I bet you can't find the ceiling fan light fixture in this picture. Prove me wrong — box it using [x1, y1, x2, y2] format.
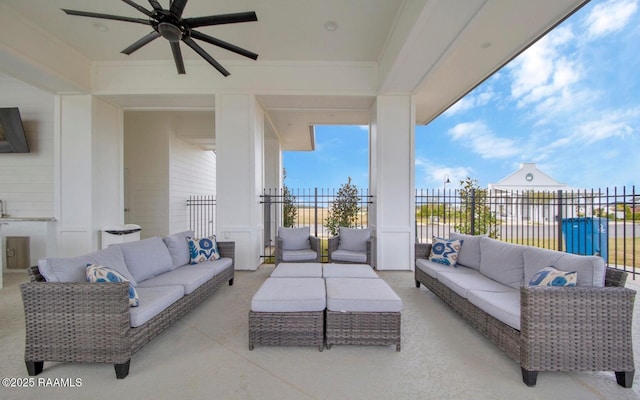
[158, 22, 183, 42]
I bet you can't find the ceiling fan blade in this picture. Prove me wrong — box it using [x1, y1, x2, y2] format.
[170, 0, 189, 18]
[184, 11, 257, 28]
[121, 31, 161, 55]
[147, 0, 163, 11]
[191, 30, 258, 60]
[121, 0, 153, 17]
[62, 9, 151, 26]
[170, 41, 186, 74]
[182, 37, 230, 77]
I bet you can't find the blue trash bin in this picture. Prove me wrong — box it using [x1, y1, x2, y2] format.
[561, 217, 608, 260]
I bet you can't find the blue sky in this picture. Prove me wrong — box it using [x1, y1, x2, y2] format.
[284, 0, 640, 191]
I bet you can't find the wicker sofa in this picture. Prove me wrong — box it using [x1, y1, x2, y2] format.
[415, 232, 635, 388]
[20, 231, 234, 379]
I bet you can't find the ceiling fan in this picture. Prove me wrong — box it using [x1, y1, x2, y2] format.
[62, 0, 258, 76]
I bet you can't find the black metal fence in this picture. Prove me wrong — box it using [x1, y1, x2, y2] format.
[260, 188, 373, 262]
[416, 187, 639, 278]
[186, 195, 216, 238]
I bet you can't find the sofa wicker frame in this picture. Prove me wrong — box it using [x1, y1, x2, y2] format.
[414, 243, 635, 388]
[21, 241, 235, 379]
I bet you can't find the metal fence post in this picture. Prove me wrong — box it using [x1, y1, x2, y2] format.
[556, 190, 564, 251]
[470, 188, 476, 235]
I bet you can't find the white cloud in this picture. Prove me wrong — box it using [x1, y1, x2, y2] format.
[572, 107, 639, 143]
[448, 121, 520, 159]
[445, 87, 496, 117]
[415, 158, 473, 188]
[586, 0, 638, 38]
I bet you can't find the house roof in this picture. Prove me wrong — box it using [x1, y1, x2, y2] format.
[488, 163, 575, 192]
[0, 0, 589, 150]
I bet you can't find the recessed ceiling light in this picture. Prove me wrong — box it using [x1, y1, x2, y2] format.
[92, 22, 109, 32]
[481, 42, 492, 49]
[324, 21, 338, 32]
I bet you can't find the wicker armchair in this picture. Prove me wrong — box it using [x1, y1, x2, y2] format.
[327, 228, 374, 267]
[415, 242, 635, 388]
[274, 227, 320, 265]
[21, 241, 235, 379]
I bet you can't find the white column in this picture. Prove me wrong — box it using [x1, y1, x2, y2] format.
[215, 94, 264, 270]
[56, 95, 123, 256]
[370, 95, 415, 270]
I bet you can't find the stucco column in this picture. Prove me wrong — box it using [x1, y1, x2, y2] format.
[369, 95, 415, 270]
[215, 94, 264, 270]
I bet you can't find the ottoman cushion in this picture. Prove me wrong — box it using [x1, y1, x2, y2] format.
[271, 262, 323, 278]
[325, 278, 402, 312]
[251, 278, 326, 312]
[323, 263, 378, 278]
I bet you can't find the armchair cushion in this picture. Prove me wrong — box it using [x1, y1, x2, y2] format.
[278, 227, 311, 250]
[337, 227, 370, 252]
[330, 249, 367, 264]
[282, 249, 318, 262]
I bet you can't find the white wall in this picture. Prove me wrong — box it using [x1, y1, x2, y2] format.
[169, 113, 216, 234]
[125, 111, 216, 238]
[0, 74, 55, 282]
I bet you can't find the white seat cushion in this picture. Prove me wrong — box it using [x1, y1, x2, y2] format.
[331, 249, 367, 263]
[325, 278, 402, 312]
[467, 289, 521, 330]
[323, 263, 377, 278]
[136, 264, 216, 294]
[130, 285, 184, 327]
[437, 270, 514, 299]
[271, 262, 323, 278]
[251, 278, 326, 312]
[416, 258, 477, 279]
[282, 249, 317, 262]
[188, 257, 233, 276]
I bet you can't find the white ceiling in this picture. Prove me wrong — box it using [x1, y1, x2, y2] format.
[0, 0, 589, 150]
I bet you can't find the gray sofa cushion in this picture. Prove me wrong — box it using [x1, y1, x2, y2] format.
[136, 264, 216, 294]
[479, 237, 525, 289]
[116, 237, 174, 283]
[337, 227, 370, 252]
[162, 230, 194, 269]
[467, 289, 521, 330]
[416, 258, 477, 279]
[129, 285, 184, 327]
[325, 277, 402, 312]
[188, 257, 233, 276]
[331, 249, 367, 263]
[449, 232, 483, 270]
[251, 278, 326, 312]
[282, 249, 317, 262]
[38, 245, 136, 285]
[523, 247, 605, 287]
[437, 270, 514, 298]
[278, 227, 311, 250]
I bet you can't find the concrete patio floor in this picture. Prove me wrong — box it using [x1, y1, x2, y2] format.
[1, 265, 639, 400]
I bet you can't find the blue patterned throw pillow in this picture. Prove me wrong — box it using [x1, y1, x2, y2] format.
[529, 266, 577, 287]
[86, 264, 139, 307]
[429, 237, 463, 267]
[188, 235, 221, 264]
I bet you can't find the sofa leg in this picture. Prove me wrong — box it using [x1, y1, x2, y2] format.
[521, 368, 538, 387]
[114, 360, 130, 379]
[615, 371, 634, 388]
[415, 280, 420, 288]
[25, 361, 43, 376]
[228, 278, 234, 286]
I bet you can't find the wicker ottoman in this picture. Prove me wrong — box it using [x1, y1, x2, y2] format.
[249, 277, 326, 351]
[322, 263, 378, 278]
[325, 278, 402, 351]
[271, 262, 323, 278]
